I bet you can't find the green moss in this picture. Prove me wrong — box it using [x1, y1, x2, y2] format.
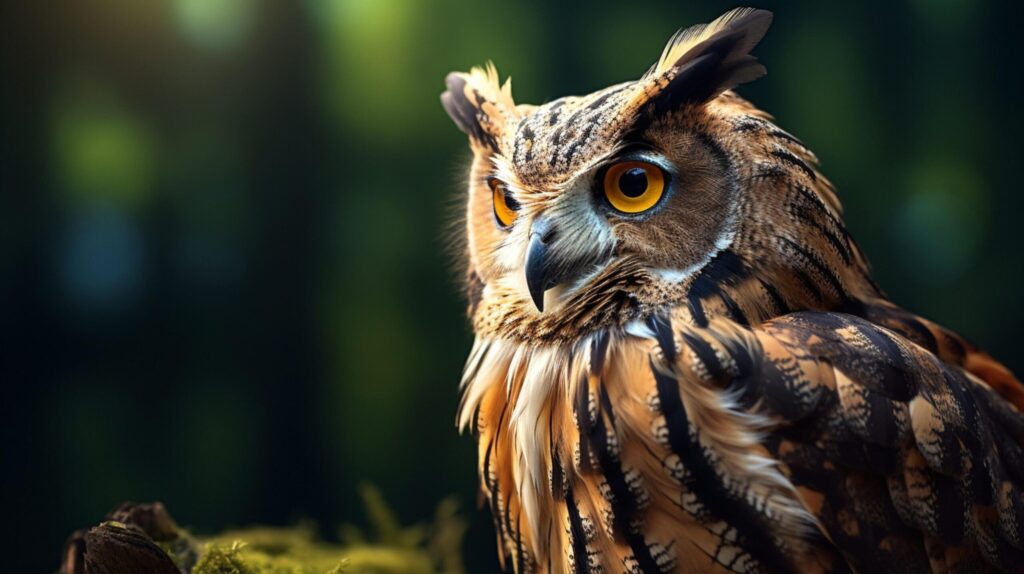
[190, 485, 464, 574]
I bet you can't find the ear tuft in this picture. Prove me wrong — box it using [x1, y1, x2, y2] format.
[637, 8, 772, 117]
[440, 63, 516, 150]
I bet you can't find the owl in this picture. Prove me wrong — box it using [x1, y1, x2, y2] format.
[441, 8, 1024, 574]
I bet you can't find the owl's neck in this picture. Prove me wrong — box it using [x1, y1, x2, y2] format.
[465, 239, 881, 347]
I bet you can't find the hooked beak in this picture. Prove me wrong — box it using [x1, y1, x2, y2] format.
[525, 226, 555, 312]
[524, 216, 609, 312]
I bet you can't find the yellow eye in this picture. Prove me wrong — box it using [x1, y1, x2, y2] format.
[603, 161, 666, 214]
[490, 178, 519, 228]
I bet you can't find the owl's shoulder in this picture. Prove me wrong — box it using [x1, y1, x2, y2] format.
[642, 303, 1024, 571]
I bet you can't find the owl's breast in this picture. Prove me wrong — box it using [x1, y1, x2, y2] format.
[459, 321, 835, 574]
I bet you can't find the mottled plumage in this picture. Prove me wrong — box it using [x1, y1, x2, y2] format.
[441, 8, 1024, 573]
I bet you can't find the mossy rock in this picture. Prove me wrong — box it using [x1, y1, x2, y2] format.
[60, 486, 466, 574]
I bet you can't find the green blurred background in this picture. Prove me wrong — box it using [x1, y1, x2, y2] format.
[2, 0, 1022, 571]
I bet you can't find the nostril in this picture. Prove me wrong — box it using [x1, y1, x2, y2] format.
[530, 217, 557, 245]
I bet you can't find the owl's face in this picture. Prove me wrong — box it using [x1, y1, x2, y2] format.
[442, 9, 853, 342]
[464, 99, 738, 310]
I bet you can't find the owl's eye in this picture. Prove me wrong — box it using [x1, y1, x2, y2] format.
[602, 161, 666, 214]
[489, 178, 520, 229]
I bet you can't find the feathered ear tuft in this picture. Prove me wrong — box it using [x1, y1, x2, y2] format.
[636, 8, 772, 119]
[441, 63, 516, 151]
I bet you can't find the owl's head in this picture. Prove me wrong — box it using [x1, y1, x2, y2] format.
[442, 8, 877, 343]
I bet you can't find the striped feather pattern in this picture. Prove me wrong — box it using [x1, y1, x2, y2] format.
[460, 308, 1024, 573]
[443, 7, 1024, 573]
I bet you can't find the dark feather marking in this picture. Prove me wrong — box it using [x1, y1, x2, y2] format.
[482, 441, 506, 543]
[794, 206, 852, 266]
[767, 128, 807, 149]
[501, 489, 516, 566]
[490, 397, 517, 565]
[646, 314, 677, 363]
[731, 116, 772, 132]
[555, 91, 616, 165]
[590, 331, 611, 377]
[688, 294, 709, 328]
[575, 373, 595, 473]
[898, 317, 939, 354]
[645, 53, 720, 118]
[800, 313, 917, 401]
[441, 75, 500, 150]
[648, 358, 793, 571]
[564, 482, 592, 574]
[778, 237, 845, 300]
[517, 123, 536, 162]
[585, 90, 615, 111]
[546, 99, 566, 126]
[768, 312, 1024, 568]
[681, 332, 728, 385]
[639, 10, 771, 124]
[987, 413, 1024, 485]
[771, 148, 816, 180]
[756, 352, 826, 422]
[849, 322, 917, 401]
[790, 185, 853, 264]
[792, 268, 823, 303]
[686, 250, 750, 327]
[793, 184, 851, 241]
[492, 393, 511, 446]
[587, 385, 661, 572]
[598, 380, 618, 426]
[853, 302, 939, 355]
[733, 117, 808, 149]
[695, 130, 734, 177]
[718, 288, 749, 325]
[758, 277, 789, 315]
[562, 121, 598, 164]
[548, 125, 567, 167]
[515, 509, 526, 574]
[691, 250, 750, 288]
[696, 328, 764, 408]
[752, 162, 786, 179]
[551, 442, 565, 492]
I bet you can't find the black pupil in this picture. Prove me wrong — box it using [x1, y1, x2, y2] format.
[503, 190, 520, 211]
[618, 168, 648, 198]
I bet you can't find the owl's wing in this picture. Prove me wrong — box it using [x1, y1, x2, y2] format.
[643, 309, 1024, 572]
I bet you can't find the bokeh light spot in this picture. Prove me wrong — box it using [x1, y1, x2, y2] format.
[174, 0, 254, 52]
[58, 204, 145, 311]
[310, 0, 419, 141]
[51, 82, 157, 208]
[895, 160, 988, 280]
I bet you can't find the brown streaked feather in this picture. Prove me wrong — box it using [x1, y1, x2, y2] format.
[748, 312, 1024, 572]
[441, 64, 517, 151]
[460, 307, 1023, 572]
[648, 9, 771, 80]
[444, 7, 1024, 573]
[636, 8, 772, 117]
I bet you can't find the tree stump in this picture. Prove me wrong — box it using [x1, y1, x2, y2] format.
[60, 502, 198, 574]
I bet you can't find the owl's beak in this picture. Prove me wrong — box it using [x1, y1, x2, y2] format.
[525, 227, 555, 312]
[525, 216, 600, 313]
